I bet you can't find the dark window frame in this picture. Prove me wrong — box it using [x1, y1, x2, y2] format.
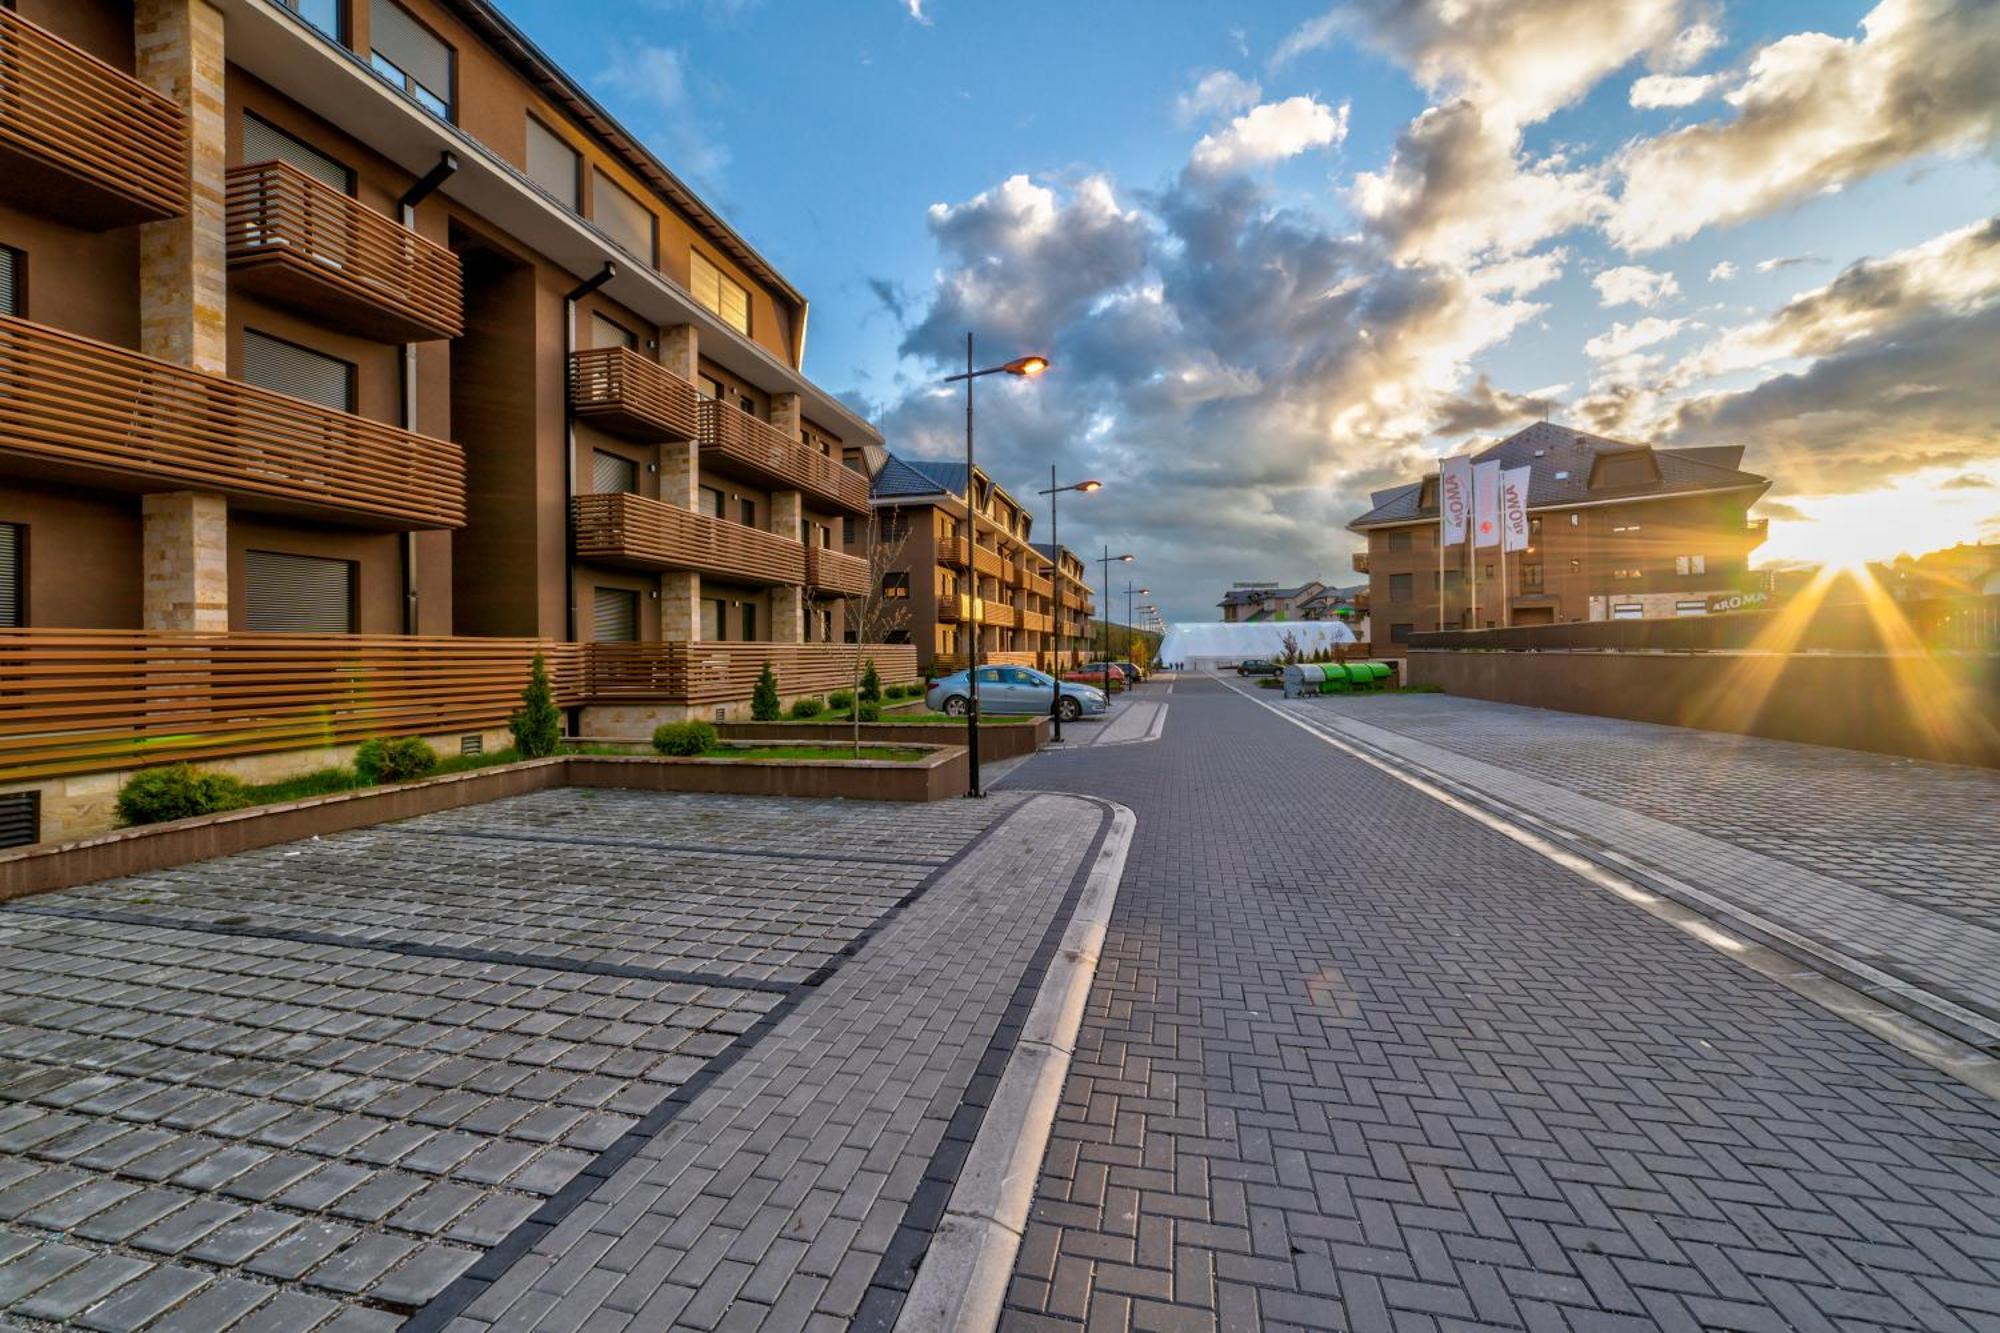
[0, 520, 25, 628]
[369, 0, 456, 121]
[0, 243, 25, 319]
[242, 328, 356, 413]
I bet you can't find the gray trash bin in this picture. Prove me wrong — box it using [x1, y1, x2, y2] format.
[1282, 664, 1324, 698]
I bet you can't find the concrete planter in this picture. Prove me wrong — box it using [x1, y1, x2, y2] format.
[0, 746, 967, 902]
[712, 716, 1050, 762]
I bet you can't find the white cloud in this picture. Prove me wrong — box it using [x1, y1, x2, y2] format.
[1653, 20, 1724, 70]
[1593, 264, 1681, 307]
[1176, 70, 1261, 125]
[1756, 255, 1815, 273]
[1607, 0, 2000, 251]
[1708, 261, 1738, 281]
[1190, 96, 1349, 174]
[1629, 72, 1728, 107]
[1352, 101, 1605, 263]
[1584, 316, 1688, 359]
[902, 0, 930, 24]
[596, 43, 729, 187]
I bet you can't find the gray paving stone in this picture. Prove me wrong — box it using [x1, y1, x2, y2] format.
[0, 1239, 93, 1305]
[12, 1253, 153, 1322]
[74, 1266, 209, 1333]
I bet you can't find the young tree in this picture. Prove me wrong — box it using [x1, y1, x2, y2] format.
[752, 660, 781, 721]
[860, 658, 882, 704]
[845, 505, 914, 755]
[509, 653, 562, 757]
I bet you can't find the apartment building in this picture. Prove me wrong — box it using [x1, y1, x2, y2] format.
[0, 0, 907, 840]
[850, 454, 1094, 672]
[1031, 543, 1097, 668]
[1349, 423, 1770, 657]
[1217, 581, 1327, 623]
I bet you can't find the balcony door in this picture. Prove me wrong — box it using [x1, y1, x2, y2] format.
[592, 587, 638, 642]
[244, 550, 355, 633]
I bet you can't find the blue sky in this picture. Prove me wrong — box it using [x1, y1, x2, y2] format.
[505, 0, 1999, 621]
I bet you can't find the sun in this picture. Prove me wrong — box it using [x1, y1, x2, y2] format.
[1757, 468, 1995, 571]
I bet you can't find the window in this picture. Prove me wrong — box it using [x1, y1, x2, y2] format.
[1387, 529, 1412, 554]
[738, 498, 756, 529]
[699, 486, 724, 518]
[882, 572, 910, 600]
[242, 113, 352, 193]
[273, 0, 341, 40]
[0, 522, 21, 627]
[1521, 564, 1544, 591]
[243, 331, 353, 412]
[842, 516, 856, 545]
[1675, 599, 1708, 616]
[525, 116, 579, 211]
[244, 550, 355, 632]
[592, 586, 638, 642]
[0, 245, 22, 317]
[691, 251, 750, 336]
[592, 450, 638, 495]
[592, 170, 655, 266]
[590, 314, 636, 351]
[1611, 603, 1644, 620]
[1612, 523, 1642, 534]
[1612, 567, 1643, 580]
[1484, 563, 1496, 579]
[741, 604, 757, 640]
[1676, 554, 1707, 576]
[703, 599, 726, 640]
[1438, 570, 1462, 592]
[698, 374, 725, 401]
[1529, 516, 1542, 540]
[370, 0, 453, 118]
[1390, 623, 1413, 643]
[1388, 573, 1413, 602]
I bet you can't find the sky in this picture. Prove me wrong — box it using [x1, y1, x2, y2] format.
[502, 0, 2000, 622]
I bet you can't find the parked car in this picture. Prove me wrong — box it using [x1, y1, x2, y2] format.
[1235, 659, 1280, 676]
[1082, 661, 1143, 686]
[927, 666, 1108, 721]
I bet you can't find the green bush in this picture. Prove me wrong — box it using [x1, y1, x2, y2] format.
[1257, 676, 1283, 689]
[510, 653, 562, 757]
[856, 701, 882, 722]
[828, 689, 855, 710]
[752, 661, 781, 721]
[354, 737, 439, 784]
[789, 697, 823, 718]
[116, 765, 249, 826]
[859, 658, 882, 704]
[652, 721, 717, 756]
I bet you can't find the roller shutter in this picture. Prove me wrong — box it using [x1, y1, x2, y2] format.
[242, 114, 353, 193]
[592, 450, 638, 495]
[593, 587, 638, 642]
[0, 247, 18, 317]
[243, 331, 353, 411]
[0, 523, 19, 626]
[245, 550, 355, 632]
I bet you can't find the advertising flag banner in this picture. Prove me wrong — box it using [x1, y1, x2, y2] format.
[1500, 466, 1532, 552]
[1472, 460, 1502, 547]
[1439, 455, 1472, 545]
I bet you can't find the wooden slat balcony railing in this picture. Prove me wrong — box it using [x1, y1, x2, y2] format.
[805, 546, 870, 598]
[1020, 610, 1053, 635]
[569, 347, 700, 442]
[0, 315, 464, 529]
[1353, 551, 1371, 574]
[983, 602, 1022, 630]
[0, 8, 187, 228]
[581, 641, 920, 705]
[226, 161, 463, 343]
[1024, 570, 1054, 599]
[973, 544, 1009, 581]
[936, 593, 962, 622]
[0, 630, 579, 783]
[698, 399, 872, 515]
[572, 492, 806, 586]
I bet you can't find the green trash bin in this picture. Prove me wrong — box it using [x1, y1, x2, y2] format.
[1366, 661, 1393, 686]
[1319, 666, 1351, 694]
[1340, 662, 1375, 691]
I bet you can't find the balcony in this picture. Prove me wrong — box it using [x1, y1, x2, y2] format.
[805, 545, 870, 598]
[699, 399, 871, 515]
[1745, 517, 1769, 547]
[570, 347, 699, 442]
[226, 162, 463, 342]
[0, 315, 463, 528]
[1024, 569, 1054, 598]
[1353, 551, 1371, 574]
[1021, 610, 1052, 634]
[973, 544, 1009, 581]
[984, 602, 1022, 630]
[0, 9, 187, 228]
[572, 492, 805, 586]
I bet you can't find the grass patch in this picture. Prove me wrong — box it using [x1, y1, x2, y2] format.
[241, 746, 531, 806]
[712, 744, 931, 762]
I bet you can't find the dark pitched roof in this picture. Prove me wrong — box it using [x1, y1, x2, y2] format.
[871, 455, 969, 500]
[1347, 422, 1769, 529]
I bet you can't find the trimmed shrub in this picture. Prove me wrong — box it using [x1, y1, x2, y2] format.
[856, 701, 882, 723]
[116, 765, 249, 826]
[652, 721, 717, 756]
[510, 653, 562, 758]
[752, 661, 781, 721]
[355, 737, 439, 784]
[828, 689, 855, 710]
[789, 697, 824, 718]
[859, 659, 882, 704]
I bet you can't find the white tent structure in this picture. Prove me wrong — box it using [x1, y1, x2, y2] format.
[1156, 620, 1356, 671]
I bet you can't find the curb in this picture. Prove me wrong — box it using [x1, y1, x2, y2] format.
[1215, 675, 2000, 1101]
[893, 799, 1136, 1332]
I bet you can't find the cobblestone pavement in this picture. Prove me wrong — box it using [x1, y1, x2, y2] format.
[1289, 694, 2000, 1041]
[997, 675, 2000, 1332]
[0, 788, 1106, 1332]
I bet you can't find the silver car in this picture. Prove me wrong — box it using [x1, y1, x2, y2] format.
[926, 666, 1108, 721]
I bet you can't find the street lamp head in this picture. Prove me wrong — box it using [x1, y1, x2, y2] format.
[1002, 355, 1050, 377]
[1138, 588, 1150, 595]
[1117, 553, 1134, 563]
[1076, 479, 1103, 493]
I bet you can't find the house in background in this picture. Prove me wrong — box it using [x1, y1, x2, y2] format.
[1348, 423, 1770, 657]
[1218, 582, 1327, 622]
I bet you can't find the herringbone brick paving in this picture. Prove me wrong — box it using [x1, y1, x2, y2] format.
[997, 677, 2000, 1332]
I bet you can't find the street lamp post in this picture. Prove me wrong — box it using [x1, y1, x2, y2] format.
[1127, 584, 1148, 665]
[1099, 546, 1132, 699]
[943, 335, 1048, 798]
[1037, 470, 1100, 743]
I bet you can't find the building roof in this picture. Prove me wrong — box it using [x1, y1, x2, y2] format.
[1347, 422, 1769, 530]
[872, 455, 970, 501]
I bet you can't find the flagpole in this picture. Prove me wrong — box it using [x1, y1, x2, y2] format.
[1436, 462, 1445, 632]
[1499, 535, 1509, 628]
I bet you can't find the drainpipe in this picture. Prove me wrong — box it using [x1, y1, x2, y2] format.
[395, 152, 458, 635]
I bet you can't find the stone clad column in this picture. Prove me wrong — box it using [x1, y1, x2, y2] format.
[769, 490, 805, 643]
[768, 392, 802, 440]
[661, 324, 698, 383]
[137, 0, 230, 631]
[660, 572, 699, 642]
